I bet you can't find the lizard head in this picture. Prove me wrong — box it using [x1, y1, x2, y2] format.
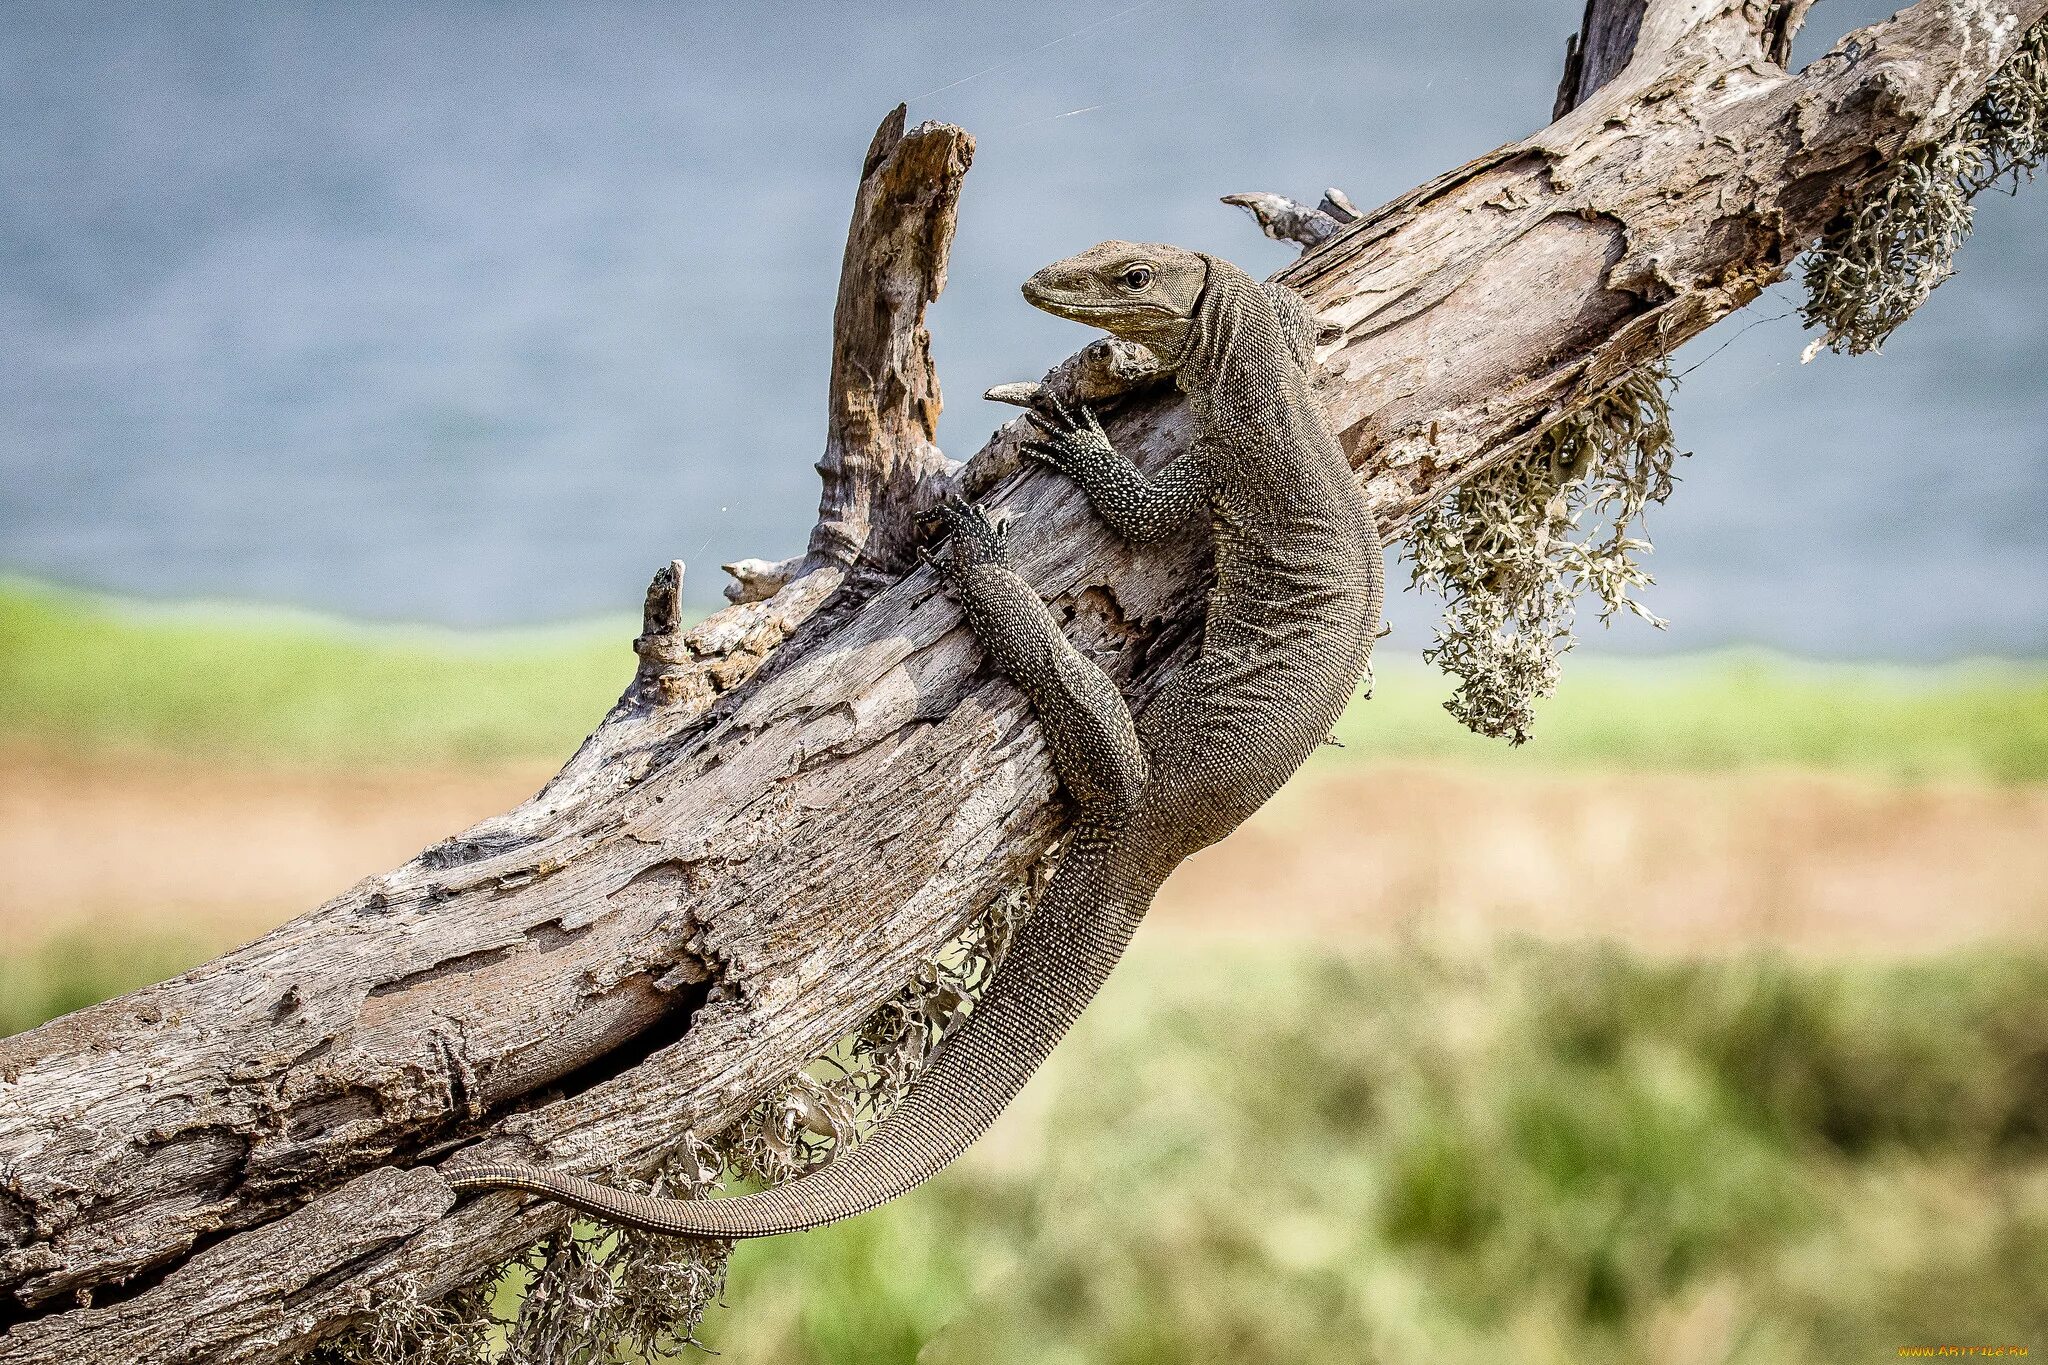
[1022, 241, 1208, 365]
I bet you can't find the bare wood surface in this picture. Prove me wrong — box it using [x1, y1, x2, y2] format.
[2, 3, 2040, 1359]
[1557, 0, 1819, 114]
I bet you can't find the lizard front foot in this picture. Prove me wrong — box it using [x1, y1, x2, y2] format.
[923, 496, 1012, 589]
[1020, 398, 1114, 481]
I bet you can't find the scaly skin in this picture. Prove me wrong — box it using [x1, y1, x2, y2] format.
[443, 242, 1385, 1238]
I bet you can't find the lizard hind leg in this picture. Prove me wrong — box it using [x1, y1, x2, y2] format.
[933, 498, 1147, 822]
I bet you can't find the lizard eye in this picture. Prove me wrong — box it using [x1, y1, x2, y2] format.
[1120, 265, 1154, 291]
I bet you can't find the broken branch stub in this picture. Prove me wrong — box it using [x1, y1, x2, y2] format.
[1220, 188, 1362, 251]
[799, 104, 973, 586]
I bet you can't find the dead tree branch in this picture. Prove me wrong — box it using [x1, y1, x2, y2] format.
[2, 3, 2041, 1359]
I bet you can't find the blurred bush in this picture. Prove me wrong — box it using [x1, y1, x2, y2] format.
[707, 941, 2048, 1364]
[4, 905, 2041, 1360]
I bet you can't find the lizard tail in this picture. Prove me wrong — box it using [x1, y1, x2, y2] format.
[443, 833, 1154, 1239]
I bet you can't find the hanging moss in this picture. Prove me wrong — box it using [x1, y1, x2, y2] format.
[1802, 18, 2048, 355]
[305, 1280, 499, 1365]
[1407, 363, 1681, 745]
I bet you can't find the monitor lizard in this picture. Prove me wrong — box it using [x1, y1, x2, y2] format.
[443, 241, 1385, 1238]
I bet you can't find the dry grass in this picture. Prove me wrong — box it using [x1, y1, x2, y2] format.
[7, 748, 2045, 1007]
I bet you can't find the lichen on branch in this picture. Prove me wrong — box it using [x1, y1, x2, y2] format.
[1406, 363, 1682, 745]
[1801, 17, 2048, 355]
[720, 880, 1026, 1189]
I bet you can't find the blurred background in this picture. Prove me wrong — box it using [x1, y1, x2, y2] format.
[2, 1, 2044, 1361]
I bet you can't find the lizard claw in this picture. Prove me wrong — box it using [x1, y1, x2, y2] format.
[929, 496, 1011, 587]
[1017, 439, 1072, 474]
[1021, 399, 1113, 479]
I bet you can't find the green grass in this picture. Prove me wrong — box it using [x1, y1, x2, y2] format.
[0, 924, 209, 1037]
[5, 576, 2047, 780]
[9, 580, 2045, 1358]
[0, 576, 635, 767]
[1330, 651, 2048, 785]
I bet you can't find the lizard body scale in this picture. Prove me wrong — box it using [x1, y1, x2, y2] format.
[443, 243, 1384, 1238]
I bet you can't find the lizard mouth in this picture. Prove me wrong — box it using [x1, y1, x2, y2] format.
[1019, 276, 1085, 315]
[1020, 279, 1175, 328]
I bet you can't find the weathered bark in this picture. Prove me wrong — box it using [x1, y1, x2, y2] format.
[2, 2, 2039, 1359]
[1557, 0, 1817, 115]
[1556, 0, 1647, 115]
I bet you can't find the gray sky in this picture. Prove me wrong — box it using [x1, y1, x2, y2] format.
[1, 1, 2042, 657]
